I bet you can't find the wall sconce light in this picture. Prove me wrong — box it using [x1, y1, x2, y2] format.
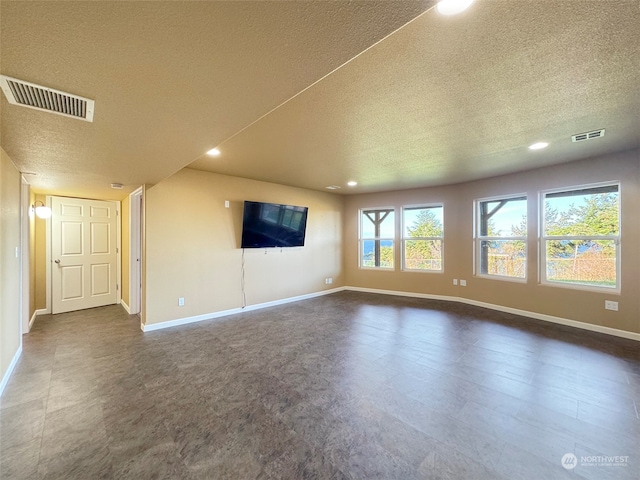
[32, 201, 52, 219]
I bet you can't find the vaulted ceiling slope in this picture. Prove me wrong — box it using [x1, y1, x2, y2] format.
[0, 0, 434, 200]
[1, 1, 639, 200]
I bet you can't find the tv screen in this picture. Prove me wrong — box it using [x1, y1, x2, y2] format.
[241, 201, 308, 248]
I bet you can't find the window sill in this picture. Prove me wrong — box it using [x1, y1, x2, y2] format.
[539, 280, 620, 295]
[359, 266, 395, 272]
[401, 268, 444, 274]
[474, 274, 527, 284]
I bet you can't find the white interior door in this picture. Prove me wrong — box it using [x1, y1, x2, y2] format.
[129, 188, 142, 315]
[51, 197, 117, 314]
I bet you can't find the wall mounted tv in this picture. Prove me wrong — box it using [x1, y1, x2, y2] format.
[241, 201, 309, 248]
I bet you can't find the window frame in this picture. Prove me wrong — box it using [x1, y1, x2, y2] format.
[539, 181, 621, 293]
[474, 193, 528, 283]
[359, 207, 396, 270]
[401, 203, 444, 273]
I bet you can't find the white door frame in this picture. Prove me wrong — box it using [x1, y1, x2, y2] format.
[129, 187, 143, 315]
[20, 177, 30, 333]
[46, 195, 121, 314]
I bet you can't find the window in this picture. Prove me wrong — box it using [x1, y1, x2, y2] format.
[360, 208, 395, 269]
[542, 183, 619, 290]
[476, 195, 527, 279]
[402, 205, 443, 271]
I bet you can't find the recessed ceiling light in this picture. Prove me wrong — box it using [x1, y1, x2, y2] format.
[347, 181, 358, 187]
[207, 148, 221, 156]
[325, 185, 341, 190]
[436, 0, 475, 15]
[529, 142, 549, 150]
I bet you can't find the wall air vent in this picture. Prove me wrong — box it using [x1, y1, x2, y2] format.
[0, 75, 94, 122]
[571, 129, 605, 143]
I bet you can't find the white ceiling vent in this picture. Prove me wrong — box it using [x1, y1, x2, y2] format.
[0, 75, 94, 122]
[571, 129, 605, 143]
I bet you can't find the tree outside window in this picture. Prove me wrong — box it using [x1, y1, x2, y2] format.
[403, 206, 443, 271]
[543, 184, 619, 289]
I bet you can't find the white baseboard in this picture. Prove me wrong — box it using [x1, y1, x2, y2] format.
[29, 311, 38, 330]
[0, 345, 23, 398]
[347, 286, 456, 303]
[345, 286, 640, 342]
[139, 284, 639, 341]
[142, 287, 344, 332]
[120, 300, 131, 314]
[28, 308, 48, 331]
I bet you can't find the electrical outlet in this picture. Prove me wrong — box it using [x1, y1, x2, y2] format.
[453, 279, 458, 286]
[224, 200, 230, 208]
[325, 277, 333, 285]
[178, 297, 185, 306]
[604, 300, 618, 311]
[460, 280, 467, 287]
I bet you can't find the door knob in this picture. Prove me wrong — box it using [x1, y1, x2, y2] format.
[54, 259, 61, 264]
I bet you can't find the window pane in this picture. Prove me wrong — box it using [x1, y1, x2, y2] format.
[379, 241, 394, 268]
[544, 187, 619, 236]
[404, 206, 443, 238]
[361, 209, 395, 238]
[545, 240, 616, 287]
[480, 239, 526, 278]
[479, 198, 526, 237]
[361, 215, 375, 238]
[405, 240, 442, 270]
[361, 240, 394, 268]
[362, 240, 376, 267]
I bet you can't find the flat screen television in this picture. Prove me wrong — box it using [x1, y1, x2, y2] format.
[241, 201, 309, 248]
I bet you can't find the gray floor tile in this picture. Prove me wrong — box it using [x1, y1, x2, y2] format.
[0, 292, 638, 479]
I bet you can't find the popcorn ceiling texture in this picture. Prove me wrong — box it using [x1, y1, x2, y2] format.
[1, 1, 638, 199]
[1, 1, 434, 199]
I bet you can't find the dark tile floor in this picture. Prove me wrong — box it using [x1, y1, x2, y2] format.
[1, 291, 638, 479]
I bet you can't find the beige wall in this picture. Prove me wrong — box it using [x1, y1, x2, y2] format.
[28, 189, 36, 319]
[144, 168, 344, 326]
[344, 150, 640, 334]
[34, 194, 47, 310]
[121, 195, 130, 307]
[1, 147, 22, 385]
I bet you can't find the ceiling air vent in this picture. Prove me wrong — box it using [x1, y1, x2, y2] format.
[0, 75, 94, 122]
[571, 129, 605, 143]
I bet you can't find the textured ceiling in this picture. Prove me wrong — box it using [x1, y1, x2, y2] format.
[1, 0, 434, 199]
[1, 1, 639, 200]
